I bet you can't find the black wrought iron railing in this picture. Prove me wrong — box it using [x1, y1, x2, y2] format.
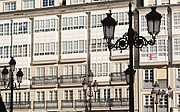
[33, 101, 45, 109]
[110, 72, 126, 82]
[63, 98, 129, 108]
[46, 100, 58, 108]
[31, 76, 58, 85]
[59, 74, 86, 84]
[4, 101, 31, 109]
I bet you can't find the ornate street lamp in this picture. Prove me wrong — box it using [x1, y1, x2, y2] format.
[1, 57, 24, 112]
[82, 70, 98, 111]
[101, 2, 162, 112]
[151, 81, 173, 112]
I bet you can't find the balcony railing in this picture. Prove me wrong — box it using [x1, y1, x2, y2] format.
[4, 101, 31, 109]
[144, 105, 153, 112]
[110, 72, 126, 82]
[158, 105, 167, 112]
[33, 101, 45, 109]
[158, 79, 167, 88]
[144, 80, 153, 88]
[176, 78, 180, 88]
[46, 100, 58, 108]
[61, 100, 73, 108]
[32, 76, 58, 85]
[64, 98, 129, 109]
[59, 74, 85, 84]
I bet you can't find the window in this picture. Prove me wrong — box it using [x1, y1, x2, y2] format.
[103, 89, 110, 100]
[4, 2, 16, 11]
[15, 92, 21, 103]
[91, 39, 107, 52]
[115, 88, 122, 99]
[36, 91, 45, 101]
[23, 0, 34, 9]
[119, 12, 128, 25]
[174, 38, 180, 55]
[24, 92, 30, 101]
[49, 91, 57, 100]
[174, 12, 180, 29]
[144, 95, 153, 108]
[141, 15, 147, 31]
[49, 66, 58, 76]
[160, 14, 166, 31]
[35, 19, 57, 32]
[77, 65, 87, 75]
[144, 69, 154, 88]
[62, 16, 86, 30]
[178, 95, 180, 107]
[78, 90, 83, 100]
[23, 45, 28, 57]
[0, 24, 3, 35]
[72, 0, 85, 4]
[62, 40, 86, 54]
[4, 46, 9, 58]
[36, 67, 45, 76]
[158, 39, 166, 56]
[64, 66, 73, 75]
[43, 0, 54, 7]
[4, 23, 9, 35]
[92, 63, 108, 77]
[4, 93, 11, 102]
[18, 45, 22, 57]
[0, 47, 3, 58]
[64, 90, 73, 100]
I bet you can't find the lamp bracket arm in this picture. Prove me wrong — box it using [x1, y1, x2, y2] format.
[107, 32, 129, 52]
[133, 32, 156, 49]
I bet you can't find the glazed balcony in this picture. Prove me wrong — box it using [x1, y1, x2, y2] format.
[33, 101, 45, 109]
[31, 76, 58, 85]
[46, 100, 58, 108]
[5, 101, 31, 109]
[59, 74, 85, 84]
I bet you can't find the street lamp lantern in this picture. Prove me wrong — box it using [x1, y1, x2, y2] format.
[88, 70, 93, 82]
[153, 81, 160, 91]
[82, 71, 98, 111]
[101, 10, 117, 40]
[2, 66, 8, 82]
[1, 57, 23, 112]
[124, 65, 136, 85]
[9, 57, 16, 71]
[82, 78, 88, 91]
[93, 80, 98, 92]
[146, 7, 162, 37]
[16, 68, 23, 84]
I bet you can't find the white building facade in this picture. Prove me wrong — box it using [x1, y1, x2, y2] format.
[0, 0, 134, 112]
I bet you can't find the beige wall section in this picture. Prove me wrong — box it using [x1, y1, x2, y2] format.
[157, 69, 167, 79]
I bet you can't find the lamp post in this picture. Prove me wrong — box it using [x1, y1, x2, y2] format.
[82, 70, 98, 111]
[151, 81, 173, 112]
[101, 2, 162, 112]
[1, 57, 24, 112]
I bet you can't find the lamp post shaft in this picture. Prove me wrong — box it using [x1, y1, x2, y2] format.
[89, 83, 92, 111]
[10, 71, 13, 112]
[128, 3, 134, 112]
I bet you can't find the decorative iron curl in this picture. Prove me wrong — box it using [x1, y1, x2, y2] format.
[107, 31, 156, 52]
[107, 32, 129, 52]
